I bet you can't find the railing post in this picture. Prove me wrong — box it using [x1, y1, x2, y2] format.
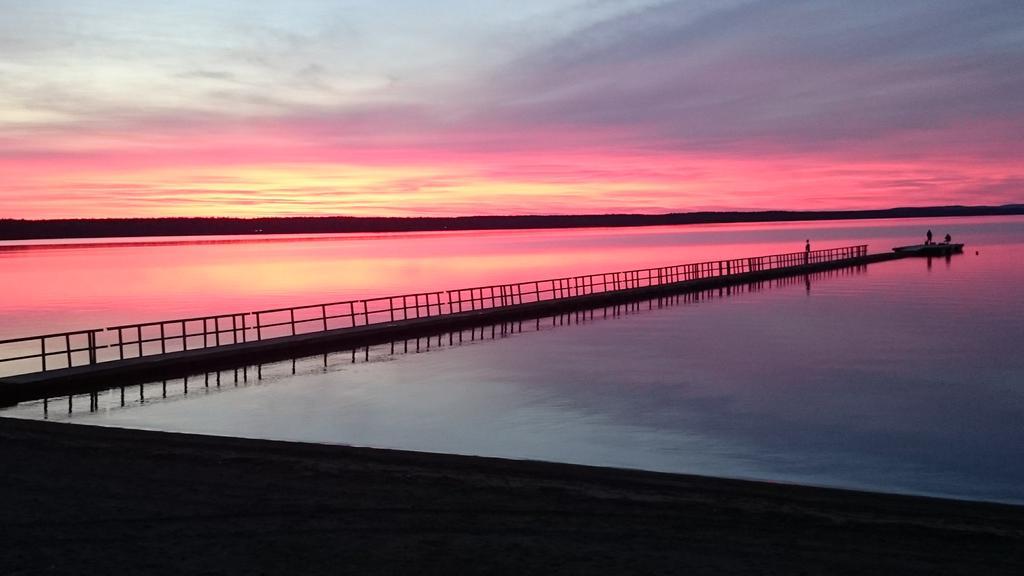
[255, 313, 262, 340]
[65, 333, 72, 367]
[182, 320, 188, 351]
[40, 337, 47, 372]
[363, 300, 370, 326]
[88, 331, 97, 365]
[322, 305, 328, 331]
[290, 309, 296, 336]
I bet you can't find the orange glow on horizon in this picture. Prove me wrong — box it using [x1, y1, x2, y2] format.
[3, 150, 1020, 219]
[2, 118, 1022, 219]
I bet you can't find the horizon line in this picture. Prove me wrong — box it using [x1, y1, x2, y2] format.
[3, 203, 1023, 224]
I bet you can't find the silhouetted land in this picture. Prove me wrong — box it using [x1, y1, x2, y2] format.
[1, 418, 1021, 575]
[2, 204, 1022, 241]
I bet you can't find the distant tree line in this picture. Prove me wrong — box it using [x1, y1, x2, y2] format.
[1, 205, 1022, 241]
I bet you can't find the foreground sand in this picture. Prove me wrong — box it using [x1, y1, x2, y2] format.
[2, 417, 1022, 575]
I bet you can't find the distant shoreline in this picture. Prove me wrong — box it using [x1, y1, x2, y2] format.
[2, 204, 1022, 241]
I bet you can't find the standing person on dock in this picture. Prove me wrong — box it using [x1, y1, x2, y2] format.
[926, 230, 933, 245]
[945, 233, 952, 244]
[804, 239, 810, 264]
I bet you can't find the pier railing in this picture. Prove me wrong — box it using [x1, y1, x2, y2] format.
[0, 245, 867, 376]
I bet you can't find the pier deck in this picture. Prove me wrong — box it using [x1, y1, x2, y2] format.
[0, 246, 902, 403]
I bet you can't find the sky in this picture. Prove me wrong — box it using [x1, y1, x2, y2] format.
[1, 0, 1023, 218]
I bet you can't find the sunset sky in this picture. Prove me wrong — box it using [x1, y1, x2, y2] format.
[2, 0, 1023, 218]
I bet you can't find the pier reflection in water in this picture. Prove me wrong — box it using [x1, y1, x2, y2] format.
[16, 266, 858, 420]
[4, 242, 1023, 506]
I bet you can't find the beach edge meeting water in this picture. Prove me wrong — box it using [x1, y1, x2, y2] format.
[3, 216, 1023, 505]
[1, 217, 1022, 574]
[2, 416, 1022, 576]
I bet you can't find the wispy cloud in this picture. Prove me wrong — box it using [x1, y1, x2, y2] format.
[486, 0, 1024, 155]
[1, 1, 1022, 217]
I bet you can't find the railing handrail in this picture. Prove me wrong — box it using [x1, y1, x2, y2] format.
[105, 312, 247, 331]
[0, 244, 868, 374]
[252, 290, 447, 316]
[447, 245, 860, 293]
[0, 328, 102, 347]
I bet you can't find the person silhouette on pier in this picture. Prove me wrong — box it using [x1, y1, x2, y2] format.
[944, 233, 952, 244]
[804, 239, 810, 264]
[926, 230, 933, 245]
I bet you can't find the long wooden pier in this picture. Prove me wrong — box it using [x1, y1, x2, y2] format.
[0, 245, 898, 403]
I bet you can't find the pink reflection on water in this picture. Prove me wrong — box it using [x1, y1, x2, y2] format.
[1, 216, 1020, 341]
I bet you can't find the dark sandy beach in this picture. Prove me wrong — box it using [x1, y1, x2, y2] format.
[2, 417, 1022, 575]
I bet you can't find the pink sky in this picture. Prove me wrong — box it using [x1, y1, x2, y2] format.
[2, 1, 1022, 218]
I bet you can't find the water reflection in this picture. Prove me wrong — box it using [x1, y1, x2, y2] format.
[2, 215, 1018, 340]
[3, 218, 1023, 505]
[6, 266, 862, 420]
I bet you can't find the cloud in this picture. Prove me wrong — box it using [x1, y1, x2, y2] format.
[1, 1, 1022, 217]
[485, 0, 1024, 156]
[175, 70, 238, 81]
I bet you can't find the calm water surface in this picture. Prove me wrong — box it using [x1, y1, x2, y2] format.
[2, 216, 1023, 504]
[1, 215, 1014, 338]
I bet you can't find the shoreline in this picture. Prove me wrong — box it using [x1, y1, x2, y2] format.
[3, 417, 1022, 574]
[3, 204, 1022, 242]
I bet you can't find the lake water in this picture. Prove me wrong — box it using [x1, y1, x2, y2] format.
[2, 216, 1023, 504]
